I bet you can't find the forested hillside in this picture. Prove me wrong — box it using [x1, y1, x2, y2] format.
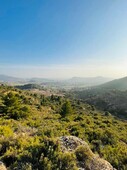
[97, 76, 127, 91]
[73, 88, 127, 119]
[72, 76, 127, 119]
[0, 85, 127, 170]
[15, 84, 44, 90]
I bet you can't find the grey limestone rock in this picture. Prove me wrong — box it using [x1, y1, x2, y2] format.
[58, 136, 117, 170]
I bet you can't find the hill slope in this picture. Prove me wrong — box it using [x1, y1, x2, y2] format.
[73, 76, 127, 118]
[0, 85, 127, 169]
[0, 74, 23, 83]
[98, 76, 127, 91]
[69, 76, 113, 86]
[15, 83, 44, 90]
[74, 89, 127, 118]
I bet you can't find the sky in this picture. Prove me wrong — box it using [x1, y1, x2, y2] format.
[0, 0, 127, 79]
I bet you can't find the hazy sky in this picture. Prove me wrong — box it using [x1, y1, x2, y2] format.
[0, 0, 127, 78]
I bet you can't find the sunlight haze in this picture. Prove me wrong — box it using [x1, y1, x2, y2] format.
[0, 0, 127, 78]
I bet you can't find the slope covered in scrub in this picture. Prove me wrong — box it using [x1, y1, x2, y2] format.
[0, 85, 127, 169]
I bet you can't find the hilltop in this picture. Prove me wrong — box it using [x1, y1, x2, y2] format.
[97, 76, 127, 91]
[0, 75, 24, 83]
[69, 76, 113, 86]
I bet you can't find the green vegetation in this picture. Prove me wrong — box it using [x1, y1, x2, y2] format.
[72, 76, 127, 119]
[0, 85, 127, 169]
[2, 92, 29, 119]
[98, 76, 127, 91]
[15, 84, 45, 90]
[73, 88, 127, 118]
[60, 100, 73, 117]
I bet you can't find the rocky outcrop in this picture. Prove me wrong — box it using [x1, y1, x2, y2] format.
[59, 136, 89, 152]
[0, 162, 7, 170]
[58, 136, 117, 170]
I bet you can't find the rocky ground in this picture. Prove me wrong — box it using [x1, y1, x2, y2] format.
[58, 136, 117, 170]
[0, 136, 117, 170]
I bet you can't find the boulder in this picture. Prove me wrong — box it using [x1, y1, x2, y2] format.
[58, 136, 117, 170]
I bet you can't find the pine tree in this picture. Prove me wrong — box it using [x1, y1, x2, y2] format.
[60, 100, 72, 117]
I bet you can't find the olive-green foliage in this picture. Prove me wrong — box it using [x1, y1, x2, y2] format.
[58, 152, 78, 170]
[0, 85, 127, 170]
[0, 125, 13, 137]
[75, 145, 93, 161]
[75, 145, 93, 169]
[2, 92, 29, 119]
[60, 100, 73, 117]
[74, 88, 127, 118]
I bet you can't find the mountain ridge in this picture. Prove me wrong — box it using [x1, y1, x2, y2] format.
[97, 76, 127, 91]
[0, 75, 113, 88]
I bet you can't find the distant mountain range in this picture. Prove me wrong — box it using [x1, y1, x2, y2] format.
[0, 74, 23, 83]
[67, 76, 113, 86]
[0, 75, 53, 84]
[1, 74, 127, 91]
[0, 74, 113, 88]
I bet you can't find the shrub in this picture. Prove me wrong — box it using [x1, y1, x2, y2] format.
[58, 152, 78, 170]
[75, 145, 93, 162]
[2, 92, 29, 120]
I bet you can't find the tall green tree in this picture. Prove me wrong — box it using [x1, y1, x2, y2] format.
[60, 100, 73, 117]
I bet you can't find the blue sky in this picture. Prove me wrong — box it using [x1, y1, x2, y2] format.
[0, 0, 127, 78]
